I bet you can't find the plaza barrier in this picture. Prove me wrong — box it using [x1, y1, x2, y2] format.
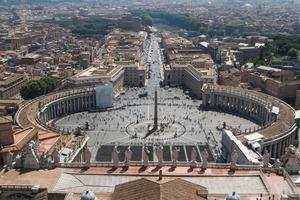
[57, 161, 262, 170]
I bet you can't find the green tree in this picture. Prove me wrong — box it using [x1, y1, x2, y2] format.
[20, 85, 30, 100]
[40, 77, 57, 93]
[141, 14, 153, 26]
[20, 80, 41, 100]
[207, 29, 217, 38]
[287, 48, 298, 59]
[20, 77, 57, 100]
[132, 10, 203, 31]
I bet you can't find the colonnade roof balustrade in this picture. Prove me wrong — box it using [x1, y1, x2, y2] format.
[15, 87, 95, 130]
[203, 84, 296, 140]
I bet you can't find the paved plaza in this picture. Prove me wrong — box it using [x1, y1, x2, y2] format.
[54, 34, 260, 162]
[54, 93, 258, 161]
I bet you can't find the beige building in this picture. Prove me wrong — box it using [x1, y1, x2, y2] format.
[67, 65, 125, 94]
[0, 73, 27, 99]
[0, 99, 21, 116]
[21, 53, 42, 65]
[241, 66, 300, 105]
[0, 116, 14, 146]
[0, 115, 38, 166]
[68, 31, 148, 91]
[164, 64, 216, 97]
[162, 32, 217, 97]
[123, 65, 146, 86]
[234, 46, 260, 63]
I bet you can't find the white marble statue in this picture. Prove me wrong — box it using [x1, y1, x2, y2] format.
[84, 146, 92, 165]
[124, 146, 132, 167]
[284, 145, 300, 174]
[230, 149, 238, 170]
[273, 159, 283, 169]
[202, 148, 209, 169]
[23, 140, 40, 169]
[281, 147, 289, 165]
[172, 147, 180, 167]
[15, 154, 23, 168]
[7, 151, 13, 169]
[52, 148, 60, 165]
[143, 147, 150, 167]
[112, 146, 120, 168]
[40, 152, 50, 168]
[190, 147, 197, 168]
[155, 145, 163, 167]
[263, 150, 271, 168]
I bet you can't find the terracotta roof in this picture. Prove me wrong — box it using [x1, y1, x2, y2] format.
[113, 178, 208, 200]
[0, 127, 37, 152]
[38, 130, 60, 153]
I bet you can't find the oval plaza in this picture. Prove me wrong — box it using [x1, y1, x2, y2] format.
[15, 31, 300, 167]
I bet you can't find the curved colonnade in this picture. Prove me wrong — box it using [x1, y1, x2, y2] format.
[15, 87, 96, 132]
[16, 85, 297, 159]
[38, 88, 96, 127]
[202, 84, 297, 158]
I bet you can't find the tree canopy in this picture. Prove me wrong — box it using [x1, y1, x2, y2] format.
[132, 10, 203, 31]
[266, 34, 300, 56]
[287, 48, 298, 59]
[20, 77, 57, 100]
[141, 14, 153, 26]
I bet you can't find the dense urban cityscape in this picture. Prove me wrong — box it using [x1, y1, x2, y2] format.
[0, 0, 300, 200]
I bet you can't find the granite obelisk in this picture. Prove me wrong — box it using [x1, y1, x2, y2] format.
[154, 88, 158, 129]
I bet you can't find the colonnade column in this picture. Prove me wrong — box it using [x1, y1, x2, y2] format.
[273, 143, 277, 158]
[202, 93, 207, 106]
